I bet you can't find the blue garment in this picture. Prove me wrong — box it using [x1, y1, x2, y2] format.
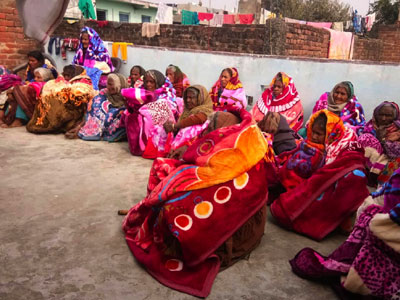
[83, 66, 102, 90]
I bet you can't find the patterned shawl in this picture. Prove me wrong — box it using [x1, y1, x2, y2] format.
[209, 67, 247, 111]
[166, 65, 190, 98]
[256, 72, 301, 114]
[308, 109, 359, 164]
[178, 85, 214, 122]
[72, 27, 114, 73]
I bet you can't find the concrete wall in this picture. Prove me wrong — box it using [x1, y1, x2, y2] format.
[96, 0, 156, 23]
[47, 45, 400, 121]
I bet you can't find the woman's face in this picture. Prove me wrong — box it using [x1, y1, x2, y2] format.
[81, 33, 90, 49]
[311, 124, 326, 144]
[333, 86, 349, 104]
[145, 75, 156, 91]
[220, 70, 231, 88]
[185, 89, 197, 110]
[28, 56, 41, 70]
[130, 68, 141, 83]
[166, 68, 174, 83]
[273, 80, 283, 97]
[377, 105, 395, 126]
[34, 72, 44, 82]
[107, 78, 119, 95]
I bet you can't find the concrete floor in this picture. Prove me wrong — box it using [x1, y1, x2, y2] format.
[0, 127, 347, 300]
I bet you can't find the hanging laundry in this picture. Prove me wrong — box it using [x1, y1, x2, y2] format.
[344, 20, 352, 30]
[210, 13, 223, 27]
[325, 29, 353, 60]
[332, 22, 344, 31]
[141, 23, 160, 38]
[112, 42, 133, 61]
[15, 0, 69, 44]
[284, 17, 306, 25]
[198, 12, 214, 21]
[238, 14, 254, 24]
[95, 20, 109, 28]
[48, 37, 61, 55]
[234, 14, 240, 24]
[78, 0, 96, 20]
[61, 38, 79, 60]
[307, 21, 332, 29]
[366, 13, 376, 31]
[181, 10, 199, 25]
[353, 10, 362, 33]
[155, 3, 173, 24]
[223, 14, 235, 24]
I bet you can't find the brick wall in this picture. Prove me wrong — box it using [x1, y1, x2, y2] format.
[352, 36, 383, 61]
[0, 0, 40, 70]
[286, 23, 329, 58]
[378, 23, 400, 63]
[52, 18, 288, 56]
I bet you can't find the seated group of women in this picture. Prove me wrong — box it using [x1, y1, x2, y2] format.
[0, 26, 398, 299]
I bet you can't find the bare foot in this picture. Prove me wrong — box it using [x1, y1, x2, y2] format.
[8, 118, 24, 128]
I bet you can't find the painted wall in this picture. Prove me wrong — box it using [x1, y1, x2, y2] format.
[47, 45, 400, 121]
[96, 0, 156, 23]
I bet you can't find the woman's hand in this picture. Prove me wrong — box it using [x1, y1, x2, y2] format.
[376, 127, 387, 141]
[167, 145, 188, 160]
[163, 121, 174, 133]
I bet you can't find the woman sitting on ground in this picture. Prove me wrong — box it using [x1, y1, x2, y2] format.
[129, 65, 145, 88]
[163, 85, 214, 151]
[210, 67, 247, 111]
[1, 68, 53, 128]
[165, 64, 190, 98]
[270, 109, 369, 240]
[290, 167, 400, 299]
[78, 73, 128, 142]
[308, 81, 365, 135]
[358, 101, 400, 187]
[121, 69, 178, 157]
[26, 65, 96, 136]
[252, 72, 303, 132]
[25, 50, 58, 83]
[122, 108, 277, 298]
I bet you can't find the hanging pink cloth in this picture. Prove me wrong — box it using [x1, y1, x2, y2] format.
[198, 12, 214, 21]
[238, 14, 254, 24]
[223, 14, 235, 24]
[307, 22, 332, 29]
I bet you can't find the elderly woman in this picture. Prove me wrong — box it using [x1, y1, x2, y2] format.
[311, 81, 365, 134]
[270, 109, 369, 240]
[252, 72, 304, 132]
[26, 67, 96, 136]
[210, 67, 247, 111]
[121, 70, 178, 157]
[1, 68, 53, 128]
[25, 50, 58, 83]
[78, 73, 128, 141]
[165, 64, 190, 98]
[290, 168, 400, 299]
[163, 85, 214, 151]
[122, 108, 277, 297]
[129, 65, 145, 88]
[358, 101, 400, 186]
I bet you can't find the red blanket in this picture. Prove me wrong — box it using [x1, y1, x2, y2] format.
[270, 151, 369, 240]
[123, 109, 275, 297]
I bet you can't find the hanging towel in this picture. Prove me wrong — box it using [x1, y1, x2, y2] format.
[112, 42, 133, 61]
[16, 0, 69, 44]
[155, 3, 173, 24]
[210, 13, 223, 27]
[307, 21, 332, 29]
[332, 22, 344, 31]
[223, 14, 235, 24]
[141, 23, 160, 38]
[366, 13, 376, 31]
[325, 29, 353, 60]
[238, 14, 254, 24]
[345, 20, 352, 30]
[78, 0, 96, 20]
[198, 12, 214, 21]
[181, 10, 199, 25]
[47, 37, 61, 55]
[284, 17, 306, 24]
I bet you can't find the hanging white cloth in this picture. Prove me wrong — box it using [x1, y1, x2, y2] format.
[16, 0, 70, 44]
[155, 3, 173, 24]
